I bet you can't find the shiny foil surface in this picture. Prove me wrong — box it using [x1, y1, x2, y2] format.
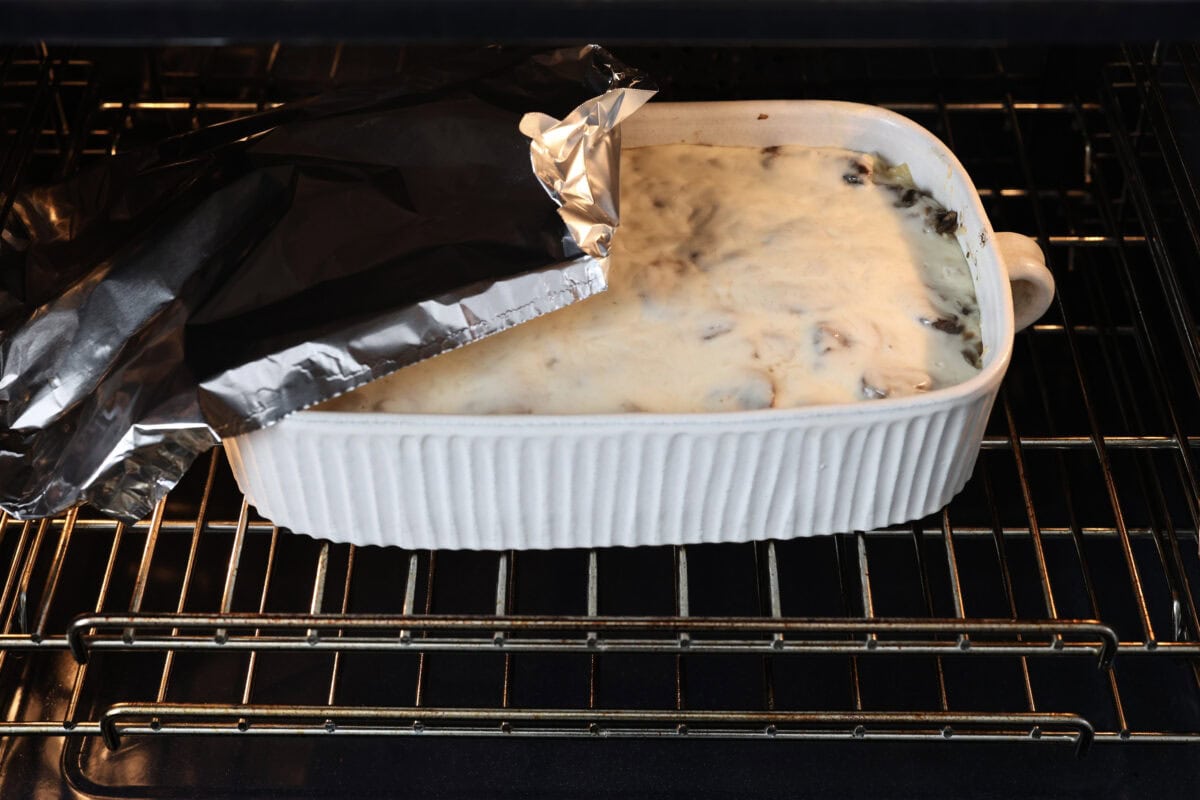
[0, 45, 653, 522]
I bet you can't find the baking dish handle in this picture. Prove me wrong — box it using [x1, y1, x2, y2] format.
[995, 231, 1056, 331]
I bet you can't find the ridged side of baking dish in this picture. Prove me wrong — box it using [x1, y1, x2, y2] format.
[225, 392, 994, 549]
[225, 100, 1054, 550]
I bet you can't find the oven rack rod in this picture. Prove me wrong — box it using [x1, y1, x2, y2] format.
[99, 706, 1101, 757]
[15, 518, 1194, 539]
[14, 710, 1200, 753]
[88, 705, 1099, 758]
[54, 612, 1120, 668]
[0, 714, 1103, 755]
[8, 709, 1200, 754]
[0, 706, 1097, 757]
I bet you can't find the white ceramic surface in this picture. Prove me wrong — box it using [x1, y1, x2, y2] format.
[225, 100, 1055, 550]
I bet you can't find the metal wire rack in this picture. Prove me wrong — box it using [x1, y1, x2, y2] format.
[0, 43, 1199, 779]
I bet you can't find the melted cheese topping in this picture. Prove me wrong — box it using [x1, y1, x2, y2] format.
[319, 144, 982, 415]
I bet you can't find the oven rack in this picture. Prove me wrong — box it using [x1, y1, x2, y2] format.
[0, 509, 1129, 760]
[1, 44, 1199, 762]
[0, 489, 1176, 756]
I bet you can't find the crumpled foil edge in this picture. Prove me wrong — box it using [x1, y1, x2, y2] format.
[520, 87, 657, 259]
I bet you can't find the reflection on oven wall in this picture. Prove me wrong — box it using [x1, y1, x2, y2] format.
[0, 44, 1198, 798]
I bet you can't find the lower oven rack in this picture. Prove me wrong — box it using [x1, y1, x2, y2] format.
[0, 42, 1199, 773]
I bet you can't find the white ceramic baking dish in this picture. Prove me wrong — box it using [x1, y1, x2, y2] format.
[224, 100, 1055, 550]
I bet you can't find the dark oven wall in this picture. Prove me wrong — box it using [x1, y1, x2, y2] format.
[0, 44, 1199, 798]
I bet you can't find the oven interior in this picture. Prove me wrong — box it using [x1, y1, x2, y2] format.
[0, 43, 1199, 797]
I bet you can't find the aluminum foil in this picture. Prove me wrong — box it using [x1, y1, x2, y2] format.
[0, 45, 654, 523]
[521, 86, 657, 258]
